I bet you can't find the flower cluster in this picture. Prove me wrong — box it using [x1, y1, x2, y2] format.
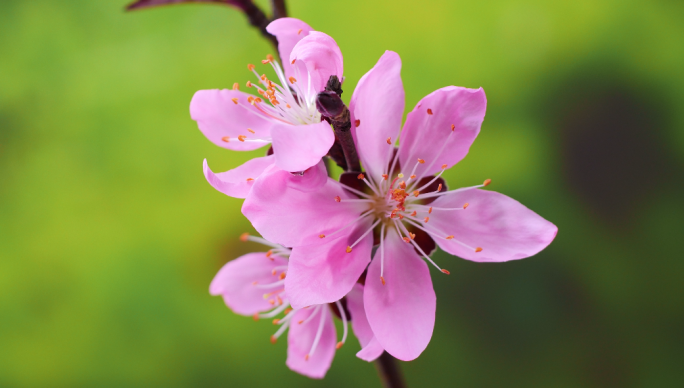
[193, 17, 557, 378]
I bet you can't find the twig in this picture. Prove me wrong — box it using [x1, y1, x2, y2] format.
[375, 352, 408, 388]
[317, 76, 362, 172]
[270, 0, 288, 18]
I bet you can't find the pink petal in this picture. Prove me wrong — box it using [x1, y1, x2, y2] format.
[203, 156, 275, 199]
[209, 252, 288, 316]
[283, 158, 329, 193]
[285, 223, 373, 309]
[290, 31, 344, 93]
[428, 189, 558, 262]
[398, 86, 487, 178]
[270, 120, 335, 172]
[356, 337, 385, 362]
[286, 306, 337, 379]
[265, 18, 313, 80]
[190, 89, 273, 151]
[350, 51, 405, 182]
[242, 170, 367, 248]
[364, 228, 436, 361]
[346, 284, 385, 362]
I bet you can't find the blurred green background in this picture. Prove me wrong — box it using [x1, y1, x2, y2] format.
[1, 0, 683, 387]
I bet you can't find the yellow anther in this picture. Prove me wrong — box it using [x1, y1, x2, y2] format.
[238, 135, 247, 142]
[231, 98, 239, 105]
[483, 179, 491, 186]
[232, 82, 239, 90]
[417, 158, 425, 164]
[247, 128, 256, 134]
[221, 136, 230, 143]
[346, 246, 352, 253]
[475, 247, 483, 252]
[240, 233, 249, 242]
[427, 108, 433, 115]
[289, 76, 297, 84]
[247, 64, 255, 71]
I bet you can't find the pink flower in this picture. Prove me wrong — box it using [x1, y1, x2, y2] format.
[210, 234, 383, 378]
[202, 154, 328, 199]
[191, 17, 343, 174]
[242, 51, 558, 361]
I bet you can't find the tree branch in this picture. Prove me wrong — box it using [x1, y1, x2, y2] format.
[317, 76, 362, 172]
[270, 0, 288, 19]
[375, 352, 408, 388]
[126, 0, 278, 51]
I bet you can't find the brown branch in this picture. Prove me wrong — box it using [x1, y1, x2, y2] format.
[126, 0, 278, 51]
[374, 352, 408, 388]
[270, 0, 288, 19]
[317, 76, 362, 172]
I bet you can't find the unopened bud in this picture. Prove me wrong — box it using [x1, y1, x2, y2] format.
[316, 91, 345, 118]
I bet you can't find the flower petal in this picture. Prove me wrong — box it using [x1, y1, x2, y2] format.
[203, 156, 275, 199]
[283, 158, 329, 193]
[364, 228, 436, 361]
[356, 337, 385, 362]
[398, 86, 486, 178]
[209, 252, 288, 316]
[286, 306, 336, 379]
[265, 18, 313, 80]
[242, 169, 367, 248]
[270, 120, 335, 172]
[350, 51, 405, 182]
[346, 284, 384, 362]
[286, 223, 373, 309]
[428, 188, 558, 262]
[290, 31, 344, 93]
[190, 89, 274, 151]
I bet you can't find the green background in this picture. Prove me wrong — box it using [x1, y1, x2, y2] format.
[1, 0, 683, 386]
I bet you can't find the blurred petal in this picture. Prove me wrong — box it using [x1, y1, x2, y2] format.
[364, 228, 436, 361]
[290, 31, 343, 92]
[356, 337, 385, 362]
[209, 252, 288, 316]
[270, 121, 335, 172]
[286, 224, 372, 309]
[242, 169, 367, 247]
[266, 18, 313, 79]
[350, 51, 405, 182]
[286, 307, 336, 379]
[429, 189, 558, 262]
[346, 284, 384, 362]
[203, 156, 275, 199]
[190, 89, 273, 151]
[398, 86, 486, 178]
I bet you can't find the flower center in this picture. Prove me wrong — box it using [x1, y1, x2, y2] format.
[244, 55, 320, 126]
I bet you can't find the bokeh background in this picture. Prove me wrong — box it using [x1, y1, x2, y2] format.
[1, 0, 683, 387]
